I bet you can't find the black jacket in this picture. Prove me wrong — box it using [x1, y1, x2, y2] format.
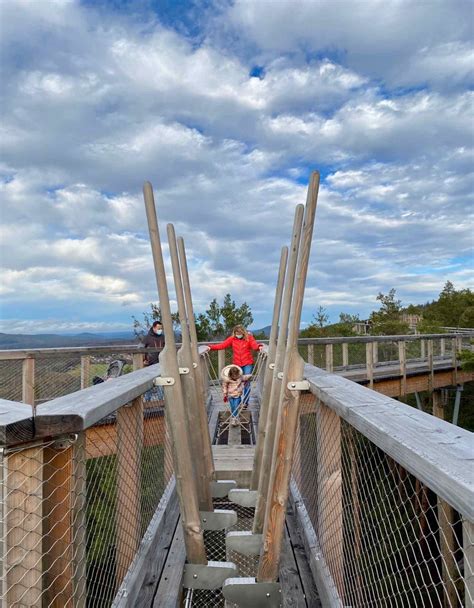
[143, 328, 165, 365]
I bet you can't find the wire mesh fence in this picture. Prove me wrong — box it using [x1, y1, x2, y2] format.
[292, 392, 471, 608]
[0, 358, 23, 402]
[0, 392, 173, 607]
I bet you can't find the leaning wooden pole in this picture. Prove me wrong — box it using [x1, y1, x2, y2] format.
[177, 236, 216, 484]
[143, 182, 207, 564]
[250, 246, 288, 491]
[168, 223, 213, 511]
[257, 170, 320, 582]
[253, 205, 304, 534]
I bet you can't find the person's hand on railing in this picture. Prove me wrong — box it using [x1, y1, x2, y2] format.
[198, 345, 210, 355]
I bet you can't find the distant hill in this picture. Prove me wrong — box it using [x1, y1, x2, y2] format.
[252, 325, 271, 337]
[0, 331, 137, 349]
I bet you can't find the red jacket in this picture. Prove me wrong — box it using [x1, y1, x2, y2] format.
[209, 334, 262, 367]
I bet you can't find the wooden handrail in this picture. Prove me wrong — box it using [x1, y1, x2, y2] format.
[304, 363, 474, 521]
[0, 332, 471, 360]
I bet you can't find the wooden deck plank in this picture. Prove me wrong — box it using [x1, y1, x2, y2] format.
[152, 518, 186, 607]
[285, 505, 321, 607]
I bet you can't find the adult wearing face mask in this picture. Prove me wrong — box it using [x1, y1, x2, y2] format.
[143, 320, 165, 366]
[206, 325, 263, 406]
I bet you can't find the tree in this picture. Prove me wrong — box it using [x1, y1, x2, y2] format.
[314, 306, 329, 328]
[370, 289, 409, 335]
[421, 281, 474, 328]
[134, 294, 254, 342]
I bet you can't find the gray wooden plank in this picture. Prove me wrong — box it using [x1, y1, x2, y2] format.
[153, 518, 186, 607]
[0, 399, 34, 445]
[34, 364, 161, 436]
[304, 363, 474, 520]
[285, 506, 321, 607]
[279, 526, 307, 607]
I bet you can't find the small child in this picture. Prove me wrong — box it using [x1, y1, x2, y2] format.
[221, 365, 252, 425]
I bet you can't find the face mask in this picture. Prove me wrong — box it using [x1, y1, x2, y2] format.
[154, 329, 163, 336]
[235, 334, 243, 339]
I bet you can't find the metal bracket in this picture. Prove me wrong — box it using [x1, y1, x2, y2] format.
[52, 433, 78, 450]
[228, 488, 258, 508]
[223, 577, 281, 607]
[210, 480, 237, 498]
[200, 509, 238, 530]
[154, 376, 175, 386]
[183, 561, 238, 590]
[179, 367, 190, 374]
[226, 531, 262, 555]
[287, 380, 310, 391]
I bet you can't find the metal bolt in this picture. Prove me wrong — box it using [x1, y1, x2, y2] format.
[167, 379, 172, 384]
[193, 574, 198, 579]
[291, 383, 296, 388]
[266, 593, 271, 597]
[203, 518, 207, 522]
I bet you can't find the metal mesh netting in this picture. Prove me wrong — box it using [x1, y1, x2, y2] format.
[292, 392, 470, 608]
[0, 359, 23, 401]
[0, 396, 173, 607]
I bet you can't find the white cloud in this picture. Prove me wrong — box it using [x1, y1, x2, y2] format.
[0, 0, 472, 331]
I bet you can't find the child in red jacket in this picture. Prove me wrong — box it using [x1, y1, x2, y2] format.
[206, 325, 263, 405]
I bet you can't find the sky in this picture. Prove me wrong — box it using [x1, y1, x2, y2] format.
[0, 0, 473, 334]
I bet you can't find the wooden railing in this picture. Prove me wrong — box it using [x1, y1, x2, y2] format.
[1, 332, 471, 406]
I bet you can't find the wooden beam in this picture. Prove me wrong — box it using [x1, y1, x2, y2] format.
[168, 224, 212, 510]
[463, 518, 474, 608]
[307, 343, 314, 365]
[143, 181, 206, 564]
[43, 444, 74, 607]
[253, 203, 304, 532]
[80, 356, 90, 390]
[22, 355, 35, 408]
[365, 342, 374, 389]
[6, 446, 43, 607]
[251, 246, 288, 490]
[217, 350, 225, 375]
[398, 340, 407, 397]
[342, 343, 349, 369]
[325, 344, 333, 373]
[177, 236, 215, 487]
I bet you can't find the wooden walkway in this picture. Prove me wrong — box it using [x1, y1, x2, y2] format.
[143, 391, 322, 607]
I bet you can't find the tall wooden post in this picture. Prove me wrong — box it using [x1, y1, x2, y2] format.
[169, 224, 213, 510]
[427, 340, 434, 392]
[251, 247, 288, 490]
[80, 356, 90, 389]
[178, 236, 215, 486]
[420, 339, 426, 360]
[72, 433, 87, 607]
[217, 350, 225, 375]
[7, 357, 42, 606]
[143, 181, 206, 564]
[257, 171, 320, 582]
[342, 342, 349, 369]
[432, 391, 457, 607]
[6, 445, 43, 607]
[22, 355, 35, 408]
[398, 341, 407, 397]
[325, 343, 334, 372]
[307, 343, 314, 365]
[253, 204, 304, 532]
[372, 341, 378, 367]
[440, 337, 446, 358]
[463, 519, 474, 608]
[366, 342, 374, 389]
